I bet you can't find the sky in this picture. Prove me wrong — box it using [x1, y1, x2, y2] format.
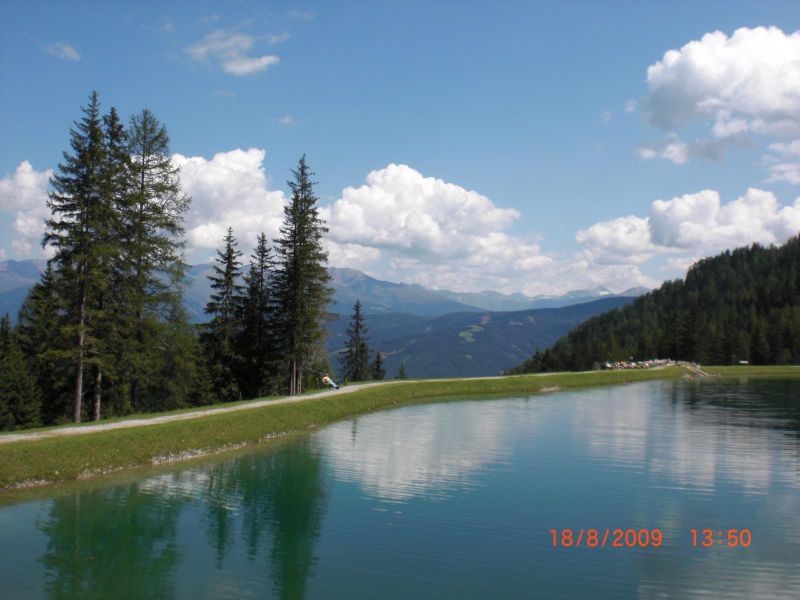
[2, 1, 800, 296]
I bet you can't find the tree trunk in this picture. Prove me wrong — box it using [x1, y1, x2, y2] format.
[73, 285, 86, 423]
[93, 365, 102, 421]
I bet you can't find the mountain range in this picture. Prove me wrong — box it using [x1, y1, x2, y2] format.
[0, 259, 643, 377]
[326, 297, 634, 378]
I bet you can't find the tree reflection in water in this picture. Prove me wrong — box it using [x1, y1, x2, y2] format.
[202, 436, 328, 599]
[39, 483, 186, 599]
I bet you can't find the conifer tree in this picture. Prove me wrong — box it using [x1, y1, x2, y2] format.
[237, 233, 275, 397]
[371, 351, 386, 381]
[271, 157, 333, 395]
[202, 228, 244, 401]
[0, 315, 42, 430]
[342, 300, 370, 382]
[396, 363, 407, 379]
[16, 262, 70, 423]
[118, 108, 190, 412]
[44, 91, 115, 423]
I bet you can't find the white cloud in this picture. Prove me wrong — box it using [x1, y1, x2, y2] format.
[624, 98, 637, 113]
[321, 163, 657, 295]
[0, 161, 52, 258]
[268, 32, 290, 45]
[764, 139, 800, 184]
[766, 162, 800, 185]
[576, 215, 654, 264]
[173, 149, 287, 256]
[646, 27, 800, 135]
[222, 54, 279, 76]
[279, 114, 296, 125]
[637, 146, 658, 160]
[577, 188, 800, 268]
[187, 30, 279, 76]
[661, 138, 688, 164]
[45, 42, 80, 61]
[601, 110, 612, 124]
[212, 89, 234, 98]
[662, 256, 699, 275]
[643, 27, 800, 164]
[160, 18, 176, 33]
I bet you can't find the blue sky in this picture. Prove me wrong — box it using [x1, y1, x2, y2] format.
[2, 1, 800, 295]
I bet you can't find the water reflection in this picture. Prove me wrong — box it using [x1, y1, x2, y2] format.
[321, 401, 538, 501]
[573, 380, 800, 493]
[0, 379, 796, 599]
[36, 438, 327, 600]
[39, 483, 186, 599]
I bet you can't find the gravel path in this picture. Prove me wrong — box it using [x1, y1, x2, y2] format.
[0, 371, 587, 445]
[0, 380, 401, 445]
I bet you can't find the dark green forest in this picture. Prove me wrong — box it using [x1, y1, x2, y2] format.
[0, 93, 335, 428]
[512, 236, 800, 373]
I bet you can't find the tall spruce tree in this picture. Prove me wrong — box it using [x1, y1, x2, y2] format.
[203, 227, 244, 401]
[44, 91, 115, 423]
[119, 108, 190, 413]
[342, 300, 370, 382]
[16, 262, 70, 423]
[0, 315, 42, 430]
[237, 233, 275, 398]
[272, 157, 333, 395]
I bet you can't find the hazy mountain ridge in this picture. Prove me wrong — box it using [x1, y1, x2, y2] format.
[326, 297, 635, 378]
[1, 259, 646, 321]
[0, 259, 637, 378]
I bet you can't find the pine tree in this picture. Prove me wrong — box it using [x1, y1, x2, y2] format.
[0, 315, 42, 430]
[44, 91, 115, 423]
[16, 262, 71, 423]
[271, 157, 333, 395]
[237, 233, 275, 398]
[371, 351, 386, 381]
[118, 108, 190, 413]
[202, 227, 244, 401]
[342, 300, 370, 382]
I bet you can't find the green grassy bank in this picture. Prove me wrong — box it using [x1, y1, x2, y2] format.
[1, 365, 797, 491]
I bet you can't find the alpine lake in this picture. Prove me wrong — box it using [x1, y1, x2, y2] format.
[1, 377, 799, 599]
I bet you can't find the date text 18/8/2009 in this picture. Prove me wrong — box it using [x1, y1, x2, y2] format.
[549, 529, 752, 548]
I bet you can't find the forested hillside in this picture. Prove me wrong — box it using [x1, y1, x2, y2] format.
[512, 237, 800, 373]
[326, 297, 634, 378]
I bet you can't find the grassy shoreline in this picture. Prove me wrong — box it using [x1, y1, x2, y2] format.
[1, 365, 797, 491]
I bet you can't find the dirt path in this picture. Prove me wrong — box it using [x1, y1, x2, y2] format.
[0, 380, 400, 445]
[0, 370, 591, 446]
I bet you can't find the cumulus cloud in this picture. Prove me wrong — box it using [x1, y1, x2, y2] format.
[279, 114, 296, 125]
[187, 30, 279, 76]
[576, 215, 654, 264]
[642, 26, 800, 163]
[0, 161, 52, 258]
[624, 98, 637, 113]
[173, 148, 287, 256]
[577, 188, 800, 270]
[45, 42, 80, 61]
[321, 164, 658, 294]
[647, 27, 800, 134]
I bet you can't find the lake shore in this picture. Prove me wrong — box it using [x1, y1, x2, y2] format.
[2, 365, 798, 491]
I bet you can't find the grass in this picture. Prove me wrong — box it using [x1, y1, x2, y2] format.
[2, 365, 798, 491]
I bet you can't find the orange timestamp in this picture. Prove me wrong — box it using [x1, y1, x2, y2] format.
[549, 528, 663, 548]
[690, 529, 752, 547]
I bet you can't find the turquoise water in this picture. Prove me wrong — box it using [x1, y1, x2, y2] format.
[1, 379, 799, 599]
